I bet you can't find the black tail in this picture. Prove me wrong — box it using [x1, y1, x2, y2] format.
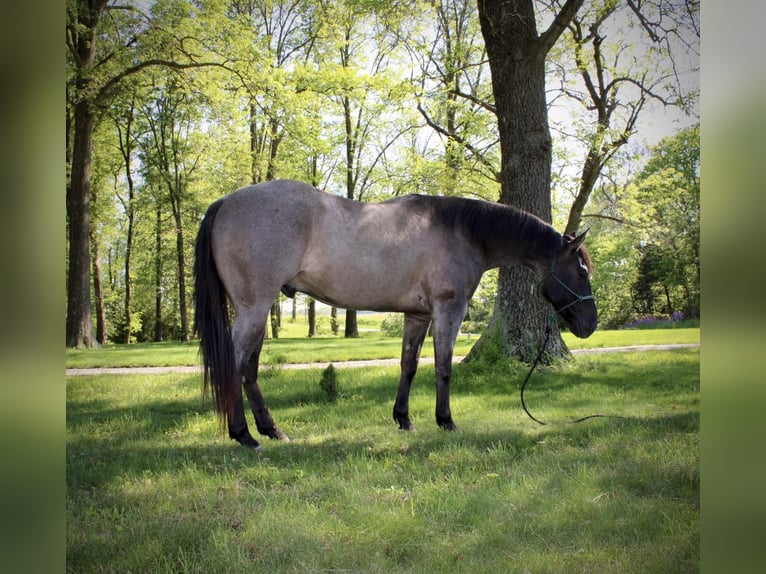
[193, 199, 237, 428]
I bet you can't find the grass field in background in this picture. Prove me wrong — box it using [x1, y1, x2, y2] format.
[65, 321, 700, 369]
[67, 338, 699, 572]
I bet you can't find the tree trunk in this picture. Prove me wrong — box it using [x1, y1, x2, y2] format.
[250, 101, 262, 183]
[66, 0, 109, 348]
[564, 147, 603, 236]
[173, 205, 190, 342]
[344, 309, 359, 338]
[270, 299, 280, 339]
[331, 306, 339, 335]
[66, 99, 98, 348]
[154, 201, 164, 342]
[342, 93, 360, 339]
[116, 103, 137, 344]
[308, 298, 316, 337]
[471, 0, 582, 363]
[91, 227, 107, 345]
[266, 115, 282, 181]
[123, 181, 135, 343]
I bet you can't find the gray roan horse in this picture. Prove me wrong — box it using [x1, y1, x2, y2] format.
[194, 179, 598, 449]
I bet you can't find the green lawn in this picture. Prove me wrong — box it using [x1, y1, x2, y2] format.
[67, 343, 699, 572]
[65, 325, 700, 369]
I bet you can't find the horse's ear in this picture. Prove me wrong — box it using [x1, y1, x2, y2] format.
[569, 227, 590, 251]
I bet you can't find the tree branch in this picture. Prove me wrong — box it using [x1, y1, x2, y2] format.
[626, 0, 661, 42]
[417, 101, 499, 179]
[537, 0, 585, 58]
[453, 88, 497, 115]
[96, 58, 230, 105]
[581, 213, 632, 226]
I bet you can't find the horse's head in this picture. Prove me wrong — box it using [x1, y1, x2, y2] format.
[540, 229, 598, 338]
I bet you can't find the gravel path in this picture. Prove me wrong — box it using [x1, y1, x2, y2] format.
[65, 343, 699, 376]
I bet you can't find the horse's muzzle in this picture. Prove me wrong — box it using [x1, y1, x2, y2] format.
[568, 317, 598, 339]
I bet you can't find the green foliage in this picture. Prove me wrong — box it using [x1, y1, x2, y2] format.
[379, 313, 404, 337]
[576, 125, 700, 328]
[629, 124, 700, 320]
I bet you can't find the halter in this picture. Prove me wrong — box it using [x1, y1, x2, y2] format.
[544, 241, 595, 314]
[521, 238, 601, 426]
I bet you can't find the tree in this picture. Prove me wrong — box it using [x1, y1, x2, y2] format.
[630, 124, 699, 318]
[410, 0, 500, 195]
[66, 0, 225, 347]
[224, 0, 324, 338]
[66, 0, 112, 348]
[551, 0, 700, 236]
[110, 93, 140, 343]
[139, 78, 205, 342]
[470, 0, 584, 363]
[470, 0, 697, 362]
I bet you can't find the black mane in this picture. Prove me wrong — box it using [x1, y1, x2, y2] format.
[408, 194, 561, 259]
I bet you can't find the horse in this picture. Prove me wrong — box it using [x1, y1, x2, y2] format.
[193, 179, 597, 449]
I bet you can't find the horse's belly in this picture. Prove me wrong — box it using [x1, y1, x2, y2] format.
[291, 265, 430, 313]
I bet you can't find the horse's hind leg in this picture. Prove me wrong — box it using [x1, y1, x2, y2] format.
[393, 313, 431, 431]
[230, 305, 289, 447]
[242, 338, 290, 441]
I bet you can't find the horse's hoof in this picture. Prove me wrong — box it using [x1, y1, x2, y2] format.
[393, 411, 413, 431]
[438, 420, 458, 431]
[237, 435, 262, 449]
[270, 429, 290, 442]
[261, 427, 290, 442]
[257, 425, 290, 441]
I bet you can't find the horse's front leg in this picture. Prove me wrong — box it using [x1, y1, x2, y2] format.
[431, 301, 467, 431]
[393, 313, 431, 430]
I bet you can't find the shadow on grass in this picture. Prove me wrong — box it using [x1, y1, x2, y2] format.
[67, 348, 699, 573]
[67, 353, 699, 488]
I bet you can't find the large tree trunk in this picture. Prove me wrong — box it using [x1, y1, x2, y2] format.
[66, 0, 108, 348]
[471, 0, 582, 362]
[66, 99, 98, 348]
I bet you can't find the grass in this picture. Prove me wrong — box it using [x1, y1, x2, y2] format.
[67, 343, 699, 572]
[65, 324, 700, 369]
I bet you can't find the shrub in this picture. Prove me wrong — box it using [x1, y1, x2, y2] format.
[379, 313, 404, 337]
[319, 364, 340, 401]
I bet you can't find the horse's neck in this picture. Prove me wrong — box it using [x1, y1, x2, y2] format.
[483, 219, 559, 278]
